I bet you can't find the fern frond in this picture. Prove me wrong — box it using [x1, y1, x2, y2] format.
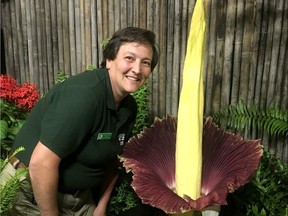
[0, 168, 28, 215]
[1, 147, 25, 172]
[212, 100, 288, 137]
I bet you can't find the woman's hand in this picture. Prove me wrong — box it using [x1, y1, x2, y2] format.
[93, 203, 106, 216]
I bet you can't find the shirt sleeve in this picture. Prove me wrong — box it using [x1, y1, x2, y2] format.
[40, 85, 101, 158]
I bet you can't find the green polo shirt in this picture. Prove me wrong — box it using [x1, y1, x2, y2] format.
[13, 68, 137, 190]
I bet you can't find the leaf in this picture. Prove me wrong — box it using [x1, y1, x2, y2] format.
[0, 120, 8, 140]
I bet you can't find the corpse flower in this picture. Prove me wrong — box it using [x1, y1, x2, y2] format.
[120, 115, 263, 214]
[120, 0, 263, 214]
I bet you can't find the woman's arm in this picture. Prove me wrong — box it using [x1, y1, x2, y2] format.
[29, 141, 61, 216]
[93, 161, 119, 216]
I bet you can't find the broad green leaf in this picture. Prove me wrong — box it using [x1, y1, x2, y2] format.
[0, 120, 9, 140]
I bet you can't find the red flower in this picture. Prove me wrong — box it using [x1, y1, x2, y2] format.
[14, 82, 40, 111]
[0, 75, 40, 111]
[0, 75, 18, 102]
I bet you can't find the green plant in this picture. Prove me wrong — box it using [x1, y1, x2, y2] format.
[132, 82, 149, 135]
[56, 70, 69, 84]
[0, 75, 40, 159]
[212, 100, 288, 137]
[212, 101, 288, 216]
[107, 170, 141, 216]
[224, 150, 288, 216]
[0, 147, 28, 216]
[0, 99, 28, 158]
[88, 65, 96, 70]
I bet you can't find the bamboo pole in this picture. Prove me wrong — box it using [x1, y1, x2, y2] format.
[62, 0, 70, 76]
[56, 0, 64, 72]
[102, 0, 108, 40]
[108, 0, 115, 36]
[38, 0, 48, 93]
[248, 0, 262, 139]
[267, 0, 284, 107]
[272, 0, 287, 162]
[151, 0, 160, 117]
[256, 0, 269, 109]
[221, 0, 236, 108]
[85, 0, 91, 68]
[140, 0, 147, 29]
[260, 0, 275, 109]
[212, 0, 226, 113]
[50, 0, 58, 83]
[127, 0, 134, 26]
[114, 0, 121, 31]
[239, 1, 255, 104]
[74, 0, 82, 72]
[68, 0, 76, 75]
[261, 0, 276, 153]
[230, 0, 244, 105]
[146, 0, 154, 121]
[121, 0, 128, 27]
[96, 0, 103, 62]
[252, 0, 263, 108]
[91, 0, 98, 68]
[165, 0, 175, 115]
[279, 0, 288, 111]
[132, 0, 139, 27]
[158, 0, 167, 117]
[34, 0, 44, 92]
[171, 0, 181, 116]
[79, 0, 85, 71]
[2, 1, 14, 76]
[14, 0, 26, 83]
[204, 0, 217, 115]
[275, 0, 288, 110]
[10, 0, 20, 81]
[45, 0, 54, 88]
[26, 0, 36, 84]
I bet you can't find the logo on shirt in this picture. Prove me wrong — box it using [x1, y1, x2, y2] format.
[97, 133, 112, 140]
[118, 133, 125, 146]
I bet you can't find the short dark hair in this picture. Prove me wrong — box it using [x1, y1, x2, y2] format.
[100, 27, 159, 70]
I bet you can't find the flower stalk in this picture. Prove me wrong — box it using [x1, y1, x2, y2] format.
[175, 0, 206, 209]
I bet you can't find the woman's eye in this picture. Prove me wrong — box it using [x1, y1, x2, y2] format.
[125, 56, 134, 61]
[143, 61, 151, 67]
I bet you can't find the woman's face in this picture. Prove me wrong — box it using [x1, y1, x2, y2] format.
[106, 42, 153, 101]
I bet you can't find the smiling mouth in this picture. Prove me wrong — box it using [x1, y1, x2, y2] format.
[126, 75, 140, 82]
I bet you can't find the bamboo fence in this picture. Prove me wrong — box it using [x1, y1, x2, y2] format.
[1, 0, 287, 162]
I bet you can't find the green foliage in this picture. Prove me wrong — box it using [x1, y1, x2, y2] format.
[212, 100, 288, 216]
[107, 170, 141, 216]
[132, 82, 149, 135]
[88, 65, 96, 70]
[0, 99, 28, 158]
[227, 150, 288, 216]
[0, 147, 28, 216]
[212, 100, 288, 137]
[101, 38, 110, 49]
[56, 70, 69, 84]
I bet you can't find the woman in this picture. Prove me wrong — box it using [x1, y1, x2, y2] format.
[10, 26, 159, 216]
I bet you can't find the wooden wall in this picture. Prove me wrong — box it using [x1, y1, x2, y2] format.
[1, 0, 287, 162]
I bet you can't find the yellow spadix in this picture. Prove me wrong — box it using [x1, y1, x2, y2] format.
[175, 0, 206, 207]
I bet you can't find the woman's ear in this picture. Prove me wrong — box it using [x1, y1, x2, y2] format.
[106, 59, 112, 69]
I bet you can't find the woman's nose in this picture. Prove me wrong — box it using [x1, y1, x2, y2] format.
[132, 61, 141, 74]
